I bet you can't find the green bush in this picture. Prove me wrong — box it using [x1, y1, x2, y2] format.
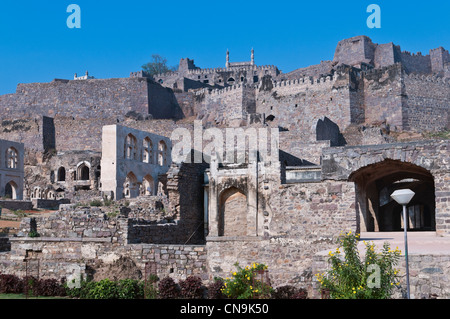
[316, 231, 401, 299]
[117, 279, 144, 299]
[65, 278, 144, 299]
[87, 279, 118, 299]
[221, 262, 272, 299]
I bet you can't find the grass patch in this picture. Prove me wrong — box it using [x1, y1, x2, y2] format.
[424, 130, 450, 140]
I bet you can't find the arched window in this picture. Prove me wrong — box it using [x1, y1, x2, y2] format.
[124, 134, 138, 160]
[143, 137, 153, 164]
[57, 167, 66, 182]
[77, 163, 90, 181]
[123, 172, 138, 199]
[142, 175, 154, 196]
[158, 141, 167, 166]
[6, 147, 18, 169]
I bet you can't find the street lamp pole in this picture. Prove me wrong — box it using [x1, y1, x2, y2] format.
[391, 189, 415, 299]
[402, 203, 410, 299]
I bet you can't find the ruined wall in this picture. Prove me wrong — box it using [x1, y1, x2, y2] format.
[255, 71, 353, 142]
[53, 118, 192, 154]
[333, 36, 376, 66]
[430, 47, 450, 75]
[0, 116, 55, 157]
[0, 78, 151, 119]
[197, 85, 256, 127]
[399, 50, 432, 75]
[402, 73, 450, 132]
[0, 238, 207, 282]
[362, 63, 404, 129]
[284, 61, 334, 80]
[206, 179, 356, 291]
[0, 203, 208, 281]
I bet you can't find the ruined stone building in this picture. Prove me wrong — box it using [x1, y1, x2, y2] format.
[0, 139, 24, 200]
[0, 35, 449, 298]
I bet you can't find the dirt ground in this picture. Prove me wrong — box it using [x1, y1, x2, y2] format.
[0, 209, 55, 234]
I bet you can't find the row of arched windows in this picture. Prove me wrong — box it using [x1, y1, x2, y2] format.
[123, 172, 160, 198]
[56, 163, 91, 182]
[124, 133, 168, 166]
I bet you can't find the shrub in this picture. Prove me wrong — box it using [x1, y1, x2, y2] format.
[144, 274, 159, 299]
[222, 262, 272, 299]
[179, 276, 204, 299]
[207, 278, 226, 299]
[271, 285, 308, 299]
[0, 274, 23, 294]
[86, 279, 118, 299]
[32, 278, 66, 296]
[158, 277, 180, 299]
[117, 279, 144, 299]
[89, 200, 103, 207]
[316, 231, 401, 299]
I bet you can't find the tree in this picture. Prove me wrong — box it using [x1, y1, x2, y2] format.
[141, 54, 177, 77]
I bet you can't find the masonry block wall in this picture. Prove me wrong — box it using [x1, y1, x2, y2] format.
[362, 63, 404, 129]
[402, 74, 450, 131]
[197, 85, 256, 127]
[255, 73, 353, 142]
[0, 78, 150, 119]
[206, 178, 356, 291]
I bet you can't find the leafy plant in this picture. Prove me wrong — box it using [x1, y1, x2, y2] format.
[316, 231, 401, 299]
[207, 278, 226, 299]
[86, 278, 118, 299]
[221, 262, 272, 299]
[158, 277, 180, 299]
[117, 279, 144, 299]
[0, 274, 23, 294]
[32, 278, 66, 296]
[179, 276, 205, 299]
[144, 274, 159, 299]
[28, 230, 40, 238]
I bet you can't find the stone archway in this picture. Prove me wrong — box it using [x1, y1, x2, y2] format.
[142, 175, 154, 196]
[5, 181, 18, 199]
[123, 172, 138, 199]
[350, 159, 435, 232]
[218, 187, 247, 237]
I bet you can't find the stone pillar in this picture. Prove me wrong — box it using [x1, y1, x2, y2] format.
[247, 161, 258, 236]
[207, 158, 219, 237]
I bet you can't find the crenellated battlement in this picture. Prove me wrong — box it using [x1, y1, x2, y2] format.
[195, 72, 344, 97]
[404, 72, 450, 86]
[195, 83, 257, 96]
[362, 62, 403, 77]
[271, 74, 337, 88]
[153, 71, 179, 78]
[186, 64, 278, 75]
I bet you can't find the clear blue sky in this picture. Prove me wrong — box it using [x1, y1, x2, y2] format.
[0, 0, 449, 95]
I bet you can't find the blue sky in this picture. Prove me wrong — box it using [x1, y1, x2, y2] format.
[0, 0, 449, 95]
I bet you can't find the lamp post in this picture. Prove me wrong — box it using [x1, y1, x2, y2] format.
[391, 189, 415, 299]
